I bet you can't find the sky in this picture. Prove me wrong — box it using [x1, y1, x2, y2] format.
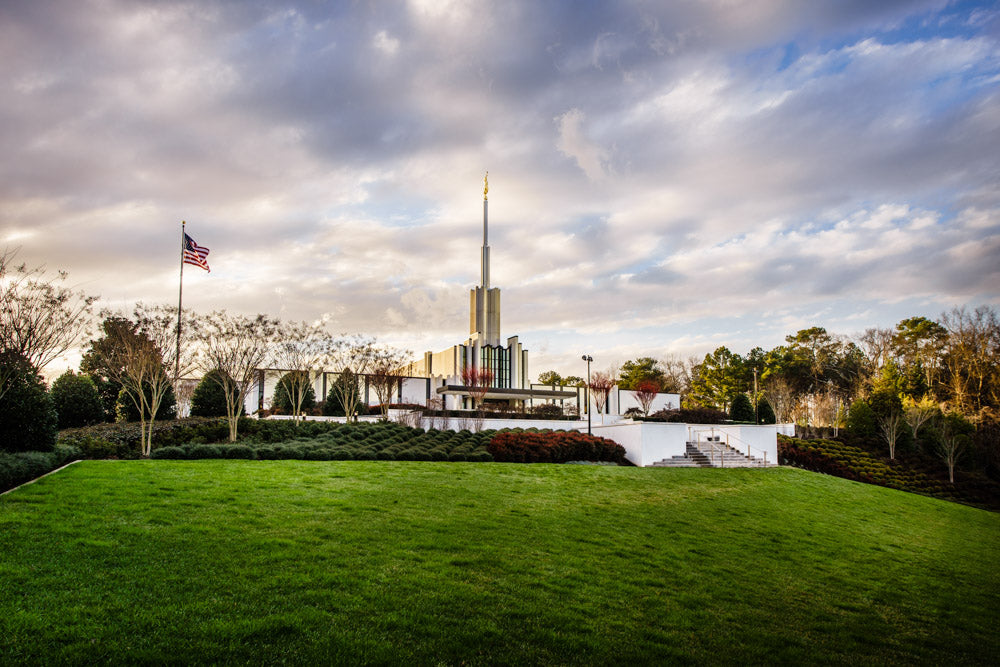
[2, 0, 999, 380]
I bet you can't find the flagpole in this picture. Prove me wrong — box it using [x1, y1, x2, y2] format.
[175, 221, 185, 388]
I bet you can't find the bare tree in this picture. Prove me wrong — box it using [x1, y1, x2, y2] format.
[90, 305, 195, 456]
[369, 345, 412, 420]
[326, 335, 378, 422]
[763, 375, 798, 424]
[857, 327, 897, 376]
[939, 305, 1000, 417]
[808, 390, 839, 428]
[0, 247, 97, 373]
[589, 371, 615, 416]
[273, 321, 331, 421]
[461, 365, 494, 412]
[937, 414, 971, 485]
[877, 407, 904, 460]
[634, 380, 659, 417]
[903, 395, 938, 441]
[199, 312, 280, 441]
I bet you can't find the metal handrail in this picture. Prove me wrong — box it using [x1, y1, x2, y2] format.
[687, 426, 769, 467]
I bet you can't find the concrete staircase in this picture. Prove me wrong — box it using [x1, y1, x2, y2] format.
[651, 441, 772, 468]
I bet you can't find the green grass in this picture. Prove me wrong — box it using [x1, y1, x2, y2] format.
[1, 462, 998, 665]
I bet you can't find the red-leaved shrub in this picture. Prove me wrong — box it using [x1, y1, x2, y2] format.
[488, 430, 626, 464]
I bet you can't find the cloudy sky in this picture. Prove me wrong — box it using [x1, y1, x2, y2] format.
[2, 0, 999, 379]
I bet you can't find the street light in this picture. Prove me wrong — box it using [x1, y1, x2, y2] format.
[582, 355, 593, 435]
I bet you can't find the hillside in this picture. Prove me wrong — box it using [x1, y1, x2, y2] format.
[1, 462, 998, 664]
[779, 434, 1000, 511]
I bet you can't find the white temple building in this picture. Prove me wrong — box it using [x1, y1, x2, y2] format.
[406, 173, 576, 409]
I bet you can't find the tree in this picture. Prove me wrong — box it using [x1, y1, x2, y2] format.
[462, 365, 494, 412]
[0, 248, 97, 374]
[115, 382, 176, 422]
[50, 370, 105, 429]
[537, 370, 563, 386]
[0, 350, 57, 452]
[369, 345, 411, 419]
[756, 397, 776, 424]
[877, 405, 904, 460]
[689, 347, 746, 411]
[729, 393, 755, 422]
[272, 371, 316, 416]
[894, 316, 946, 396]
[846, 399, 877, 438]
[634, 380, 659, 417]
[324, 370, 361, 416]
[939, 305, 1000, 417]
[936, 413, 973, 484]
[88, 306, 192, 456]
[588, 371, 615, 415]
[199, 312, 280, 441]
[903, 395, 938, 443]
[763, 375, 798, 424]
[618, 357, 666, 391]
[326, 335, 378, 422]
[272, 321, 331, 422]
[190, 370, 235, 418]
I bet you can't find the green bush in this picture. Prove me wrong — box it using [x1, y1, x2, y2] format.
[150, 446, 187, 460]
[50, 370, 106, 429]
[188, 444, 222, 459]
[190, 370, 237, 418]
[0, 445, 79, 493]
[0, 351, 58, 453]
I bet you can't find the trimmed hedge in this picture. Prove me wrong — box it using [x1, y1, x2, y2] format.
[778, 435, 1000, 511]
[0, 444, 81, 494]
[488, 430, 626, 464]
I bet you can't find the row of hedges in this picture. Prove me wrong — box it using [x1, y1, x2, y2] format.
[150, 443, 494, 462]
[0, 445, 81, 494]
[778, 435, 1000, 511]
[487, 430, 626, 464]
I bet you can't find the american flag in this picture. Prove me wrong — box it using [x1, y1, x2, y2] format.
[183, 233, 211, 272]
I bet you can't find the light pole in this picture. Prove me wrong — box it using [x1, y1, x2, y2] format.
[582, 355, 593, 435]
[753, 367, 759, 425]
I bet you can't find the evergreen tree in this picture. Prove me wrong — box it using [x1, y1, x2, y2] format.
[190, 370, 236, 418]
[0, 351, 58, 452]
[756, 397, 776, 424]
[273, 371, 316, 415]
[323, 370, 363, 416]
[729, 393, 755, 422]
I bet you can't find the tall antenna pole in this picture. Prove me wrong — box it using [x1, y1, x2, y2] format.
[175, 221, 185, 386]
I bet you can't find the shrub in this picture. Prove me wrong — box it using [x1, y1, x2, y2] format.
[190, 370, 237, 418]
[529, 403, 564, 419]
[0, 445, 79, 493]
[488, 430, 625, 464]
[188, 444, 222, 459]
[150, 446, 187, 459]
[50, 370, 105, 429]
[645, 406, 729, 424]
[0, 351, 58, 453]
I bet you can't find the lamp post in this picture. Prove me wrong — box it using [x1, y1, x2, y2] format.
[753, 367, 759, 425]
[582, 355, 593, 435]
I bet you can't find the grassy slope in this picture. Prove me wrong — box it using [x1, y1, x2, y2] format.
[1, 462, 998, 665]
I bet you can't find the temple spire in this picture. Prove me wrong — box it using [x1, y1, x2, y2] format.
[481, 171, 489, 288]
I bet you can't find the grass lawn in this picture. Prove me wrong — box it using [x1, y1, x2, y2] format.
[1, 461, 998, 665]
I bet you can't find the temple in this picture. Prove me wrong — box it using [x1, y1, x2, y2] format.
[407, 174, 566, 408]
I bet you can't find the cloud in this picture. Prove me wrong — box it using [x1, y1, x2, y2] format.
[0, 0, 997, 380]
